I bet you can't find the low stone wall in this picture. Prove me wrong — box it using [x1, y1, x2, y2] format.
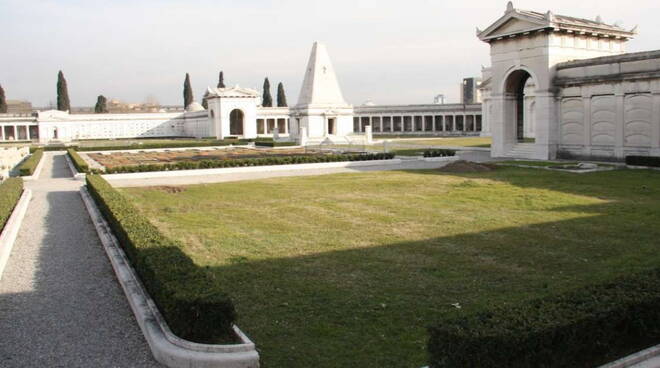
[0, 146, 29, 179]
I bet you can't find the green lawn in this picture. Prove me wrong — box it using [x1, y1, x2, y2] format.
[121, 168, 660, 367]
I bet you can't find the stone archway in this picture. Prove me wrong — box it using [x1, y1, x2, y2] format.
[503, 69, 534, 143]
[230, 109, 244, 136]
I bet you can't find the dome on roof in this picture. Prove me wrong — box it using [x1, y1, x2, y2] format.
[362, 99, 376, 106]
[186, 102, 205, 112]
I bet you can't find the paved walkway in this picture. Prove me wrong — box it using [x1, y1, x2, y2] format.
[0, 152, 160, 367]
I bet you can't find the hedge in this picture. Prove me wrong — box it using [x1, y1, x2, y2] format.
[67, 148, 89, 173]
[254, 141, 298, 147]
[18, 149, 43, 176]
[86, 175, 236, 342]
[626, 155, 660, 168]
[0, 178, 23, 233]
[75, 139, 248, 152]
[423, 149, 456, 158]
[103, 152, 395, 174]
[428, 268, 660, 368]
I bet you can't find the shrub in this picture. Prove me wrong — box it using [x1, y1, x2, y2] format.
[428, 268, 660, 368]
[423, 149, 456, 158]
[103, 152, 395, 174]
[67, 148, 89, 173]
[0, 178, 23, 233]
[18, 149, 43, 176]
[75, 139, 248, 152]
[254, 141, 298, 147]
[626, 155, 660, 168]
[85, 175, 236, 342]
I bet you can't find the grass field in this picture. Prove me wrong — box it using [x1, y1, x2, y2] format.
[121, 168, 660, 367]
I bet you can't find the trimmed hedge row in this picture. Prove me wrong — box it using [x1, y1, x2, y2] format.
[626, 155, 660, 168]
[428, 268, 660, 368]
[0, 178, 23, 233]
[423, 149, 456, 158]
[103, 152, 395, 174]
[67, 148, 89, 173]
[18, 149, 43, 176]
[254, 141, 298, 147]
[86, 175, 236, 342]
[74, 139, 248, 152]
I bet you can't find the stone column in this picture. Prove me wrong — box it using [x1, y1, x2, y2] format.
[652, 89, 660, 156]
[298, 126, 308, 146]
[582, 88, 592, 158]
[26, 125, 31, 140]
[379, 116, 383, 133]
[1, 126, 5, 141]
[390, 116, 394, 132]
[13, 126, 17, 141]
[614, 89, 625, 159]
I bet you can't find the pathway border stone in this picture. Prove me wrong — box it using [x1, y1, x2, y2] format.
[79, 186, 260, 368]
[0, 188, 32, 279]
[597, 344, 660, 368]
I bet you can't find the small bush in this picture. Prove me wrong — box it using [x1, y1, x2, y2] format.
[103, 152, 395, 174]
[18, 149, 43, 176]
[0, 178, 23, 233]
[428, 268, 660, 368]
[86, 175, 236, 342]
[423, 149, 456, 158]
[67, 148, 89, 173]
[254, 141, 298, 147]
[626, 155, 660, 168]
[75, 139, 248, 152]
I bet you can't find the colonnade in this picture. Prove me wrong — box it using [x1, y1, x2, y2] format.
[256, 118, 290, 135]
[0, 124, 39, 141]
[353, 114, 482, 134]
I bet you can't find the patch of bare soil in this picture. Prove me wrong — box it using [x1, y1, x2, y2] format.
[152, 186, 186, 194]
[438, 160, 496, 173]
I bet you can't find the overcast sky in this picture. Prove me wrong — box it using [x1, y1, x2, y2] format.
[1, 0, 658, 108]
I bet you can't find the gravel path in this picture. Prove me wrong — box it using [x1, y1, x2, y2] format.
[0, 152, 160, 367]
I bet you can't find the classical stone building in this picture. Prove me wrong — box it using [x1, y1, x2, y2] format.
[479, 2, 660, 160]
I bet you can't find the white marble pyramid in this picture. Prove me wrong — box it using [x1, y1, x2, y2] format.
[296, 42, 348, 107]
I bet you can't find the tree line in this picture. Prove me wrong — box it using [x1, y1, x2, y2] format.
[0, 70, 289, 115]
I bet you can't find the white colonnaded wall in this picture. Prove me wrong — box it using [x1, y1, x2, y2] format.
[555, 51, 660, 159]
[35, 110, 212, 143]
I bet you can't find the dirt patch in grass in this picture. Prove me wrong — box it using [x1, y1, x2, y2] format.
[439, 160, 496, 173]
[152, 186, 186, 194]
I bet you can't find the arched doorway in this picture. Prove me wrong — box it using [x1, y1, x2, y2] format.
[230, 109, 244, 136]
[504, 70, 534, 143]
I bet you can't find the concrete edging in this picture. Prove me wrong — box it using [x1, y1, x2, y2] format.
[597, 344, 660, 368]
[101, 158, 403, 181]
[21, 153, 45, 181]
[64, 152, 87, 181]
[0, 189, 32, 280]
[79, 187, 260, 368]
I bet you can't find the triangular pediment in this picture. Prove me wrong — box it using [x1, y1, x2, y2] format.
[207, 86, 259, 99]
[478, 12, 549, 41]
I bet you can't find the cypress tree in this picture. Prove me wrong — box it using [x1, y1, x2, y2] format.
[56, 70, 71, 112]
[217, 71, 226, 88]
[277, 82, 288, 107]
[183, 73, 193, 108]
[94, 95, 108, 113]
[262, 77, 273, 107]
[0, 84, 7, 113]
[201, 91, 209, 109]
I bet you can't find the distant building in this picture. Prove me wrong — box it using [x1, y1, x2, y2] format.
[6, 100, 33, 114]
[460, 78, 482, 104]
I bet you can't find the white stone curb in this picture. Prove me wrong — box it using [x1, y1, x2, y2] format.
[79, 187, 260, 368]
[21, 153, 45, 181]
[65, 152, 87, 181]
[422, 156, 461, 162]
[597, 344, 660, 368]
[102, 158, 402, 181]
[0, 189, 32, 280]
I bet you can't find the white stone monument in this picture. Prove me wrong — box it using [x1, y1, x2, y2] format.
[206, 86, 260, 139]
[290, 42, 354, 141]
